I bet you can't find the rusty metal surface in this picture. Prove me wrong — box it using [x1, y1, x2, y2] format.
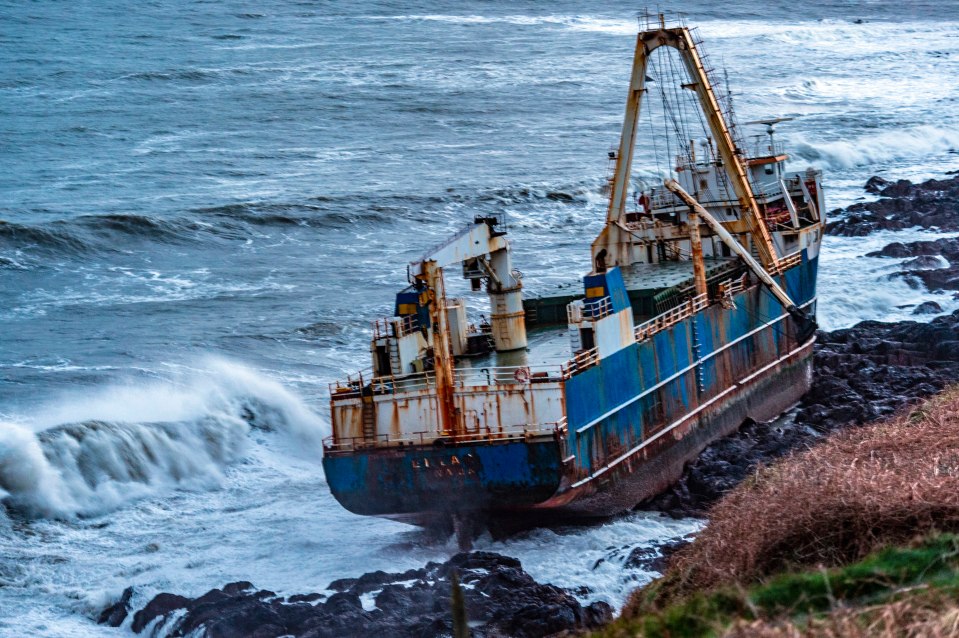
[322, 436, 564, 518]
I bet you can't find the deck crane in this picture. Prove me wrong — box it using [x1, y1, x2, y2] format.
[402, 215, 527, 436]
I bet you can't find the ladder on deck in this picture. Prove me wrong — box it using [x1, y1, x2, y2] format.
[361, 396, 376, 441]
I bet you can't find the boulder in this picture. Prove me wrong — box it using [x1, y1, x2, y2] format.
[120, 551, 610, 638]
[98, 586, 134, 627]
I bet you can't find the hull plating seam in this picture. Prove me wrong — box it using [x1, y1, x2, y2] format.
[574, 296, 816, 435]
[570, 334, 814, 489]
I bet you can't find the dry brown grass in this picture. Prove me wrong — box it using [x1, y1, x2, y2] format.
[724, 597, 959, 637]
[635, 387, 959, 610]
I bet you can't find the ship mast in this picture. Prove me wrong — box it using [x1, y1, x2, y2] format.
[595, 16, 779, 271]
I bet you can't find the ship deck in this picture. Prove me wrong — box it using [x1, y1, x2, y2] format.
[524, 256, 743, 326]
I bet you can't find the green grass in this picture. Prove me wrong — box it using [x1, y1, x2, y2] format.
[594, 534, 959, 638]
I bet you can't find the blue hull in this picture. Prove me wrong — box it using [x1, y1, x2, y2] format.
[322, 437, 563, 519]
[324, 255, 818, 521]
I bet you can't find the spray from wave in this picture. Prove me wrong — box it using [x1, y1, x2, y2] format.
[791, 125, 959, 170]
[0, 358, 327, 519]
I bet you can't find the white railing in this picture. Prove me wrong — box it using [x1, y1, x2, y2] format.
[583, 296, 613, 321]
[330, 368, 436, 399]
[323, 417, 567, 452]
[563, 347, 599, 377]
[718, 273, 749, 296]
[331, 363, 566, 401]
[634, 293, 709, 343]
[454, 364, 565, 387]
[371, 314, 419, 340]
[771, 251, 802, 275]
[747, 138, 785, 159]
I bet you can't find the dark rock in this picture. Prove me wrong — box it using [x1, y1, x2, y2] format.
[131, 592, 191, 633]
[901, 255, 945, 270]
[864, 175, 890, 194]
[98, 586, 134, 627]
[223, 581, 255, 595]
[914, 301, 944, 315]
[325, 577, 357, 592]
[866, 237, 959, 291]
[126, 551, 609, 638]
[623, 537, 691, 573]
[827, 174, 959, 236]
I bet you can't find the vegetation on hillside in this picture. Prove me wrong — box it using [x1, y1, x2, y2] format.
[595, 388, 959, 637]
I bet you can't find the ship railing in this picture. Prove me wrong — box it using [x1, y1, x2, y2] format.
[371, 314, 419, 340]
[331, 363, 567, 400]
[747, 138, 785, 159]
[770, 251, 803, 275]
[718, 272, 748, 296]
[329, 367, 372, 397]
[563, 347, 600, 377]
[634, 293, 709, 343]
[329, 369, 436, 399]
[637, 10, 688, 31]
[650, 189, 683, 211]
[582, 296, 613, 321]
[454, 364, 566, 387]
[322, 418, 567, 452]
[717, 273, 749, 309]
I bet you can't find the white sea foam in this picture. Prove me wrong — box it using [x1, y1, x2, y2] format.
[0, 358, 326, 519]
[819, 228, 959, 330]
[792, 125, 959, 170]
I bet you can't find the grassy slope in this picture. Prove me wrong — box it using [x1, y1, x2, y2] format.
[593, 388, 959, 637]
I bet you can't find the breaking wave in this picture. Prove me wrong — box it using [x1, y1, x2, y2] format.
[0, 359, 326, 519]
[791, 125, 959, 170]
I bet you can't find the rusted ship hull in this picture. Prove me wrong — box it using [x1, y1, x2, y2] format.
[324, 256, 818, 521]
[322, 18, 826, 532]
[527, 335, 813, 519]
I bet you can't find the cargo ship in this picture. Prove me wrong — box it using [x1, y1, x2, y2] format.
[322, 16, 824, 539]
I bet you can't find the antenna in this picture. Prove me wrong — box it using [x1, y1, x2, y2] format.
[744, 116, 795, 138]
[744, 116, 795, 155]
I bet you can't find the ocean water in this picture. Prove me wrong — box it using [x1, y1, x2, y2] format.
[2, 1, 959, 634]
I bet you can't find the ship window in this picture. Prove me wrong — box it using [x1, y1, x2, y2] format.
[721, 243, 731, 257]
[646, 244, 654, 263]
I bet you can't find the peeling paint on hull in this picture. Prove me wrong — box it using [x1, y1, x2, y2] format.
[323, 257, 818, 523]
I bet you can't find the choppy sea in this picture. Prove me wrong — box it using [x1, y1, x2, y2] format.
[2, 1, 959, 634]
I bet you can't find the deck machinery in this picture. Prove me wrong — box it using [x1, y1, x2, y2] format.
[323, 16, 824, 539]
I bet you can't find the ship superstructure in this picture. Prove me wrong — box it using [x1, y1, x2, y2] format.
[322, 16, 824, 539]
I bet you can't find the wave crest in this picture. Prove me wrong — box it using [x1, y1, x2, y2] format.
[791, 125, 959, 170]
[0, 359, 326, 519]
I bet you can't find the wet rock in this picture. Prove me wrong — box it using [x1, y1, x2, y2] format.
[901, 255, 945, 270]
[98, 586, 134, 627]
[123, 551, 610, 638]
[867, 236, 959, 292]
[623, 537, 691, 573]
[914, 301, 944, 315]
[826, 175, 959, 236]
[641, 310, 959, 518]
[864, 175, 890, 194]
[130, 592, 191, 633]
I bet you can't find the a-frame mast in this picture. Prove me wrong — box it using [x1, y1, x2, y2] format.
[593, 17, 779, 271]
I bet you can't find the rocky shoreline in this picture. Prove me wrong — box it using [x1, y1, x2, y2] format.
[99, 172, 959, 637]
[825, 173, 959, 236]
[100, 552, 613, 638]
